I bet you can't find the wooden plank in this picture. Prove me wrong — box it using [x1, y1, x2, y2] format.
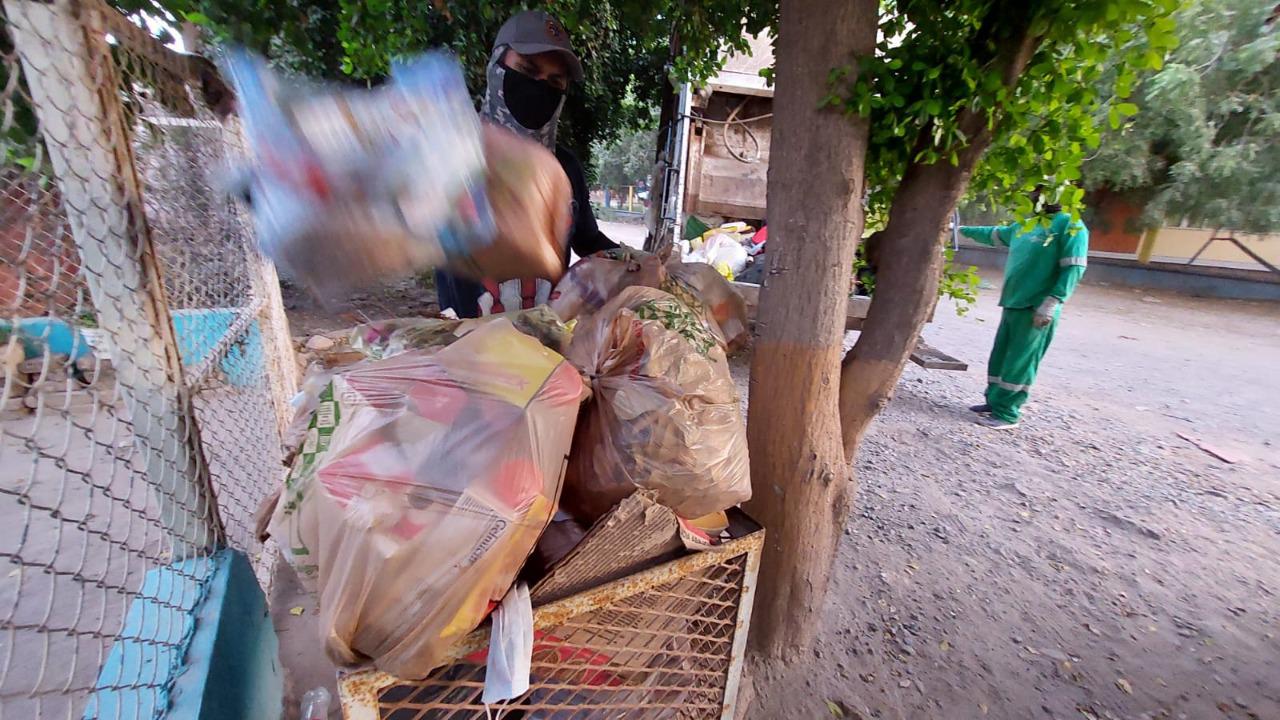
[909, 341, 968, 371]
[732, 282, 870, 328]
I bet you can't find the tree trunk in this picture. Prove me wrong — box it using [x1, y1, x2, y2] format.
[743, 0, 877, 660]
[838, 28, 1042, 457]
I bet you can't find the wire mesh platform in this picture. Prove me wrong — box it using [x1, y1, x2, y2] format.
[338, 528, 763, 720]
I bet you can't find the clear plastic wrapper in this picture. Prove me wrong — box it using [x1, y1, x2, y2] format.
[661, 260, 749, 351]
[562, 287, 751, 522]
[349, 306, 570, 359]
[550, 249, 748, 350]
[548, 249, 666, 323]
[269, 319, 586, 677]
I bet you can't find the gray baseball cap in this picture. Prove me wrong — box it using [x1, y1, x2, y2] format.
[493, 10, 584, 82]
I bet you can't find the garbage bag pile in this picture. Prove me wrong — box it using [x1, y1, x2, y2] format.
[268, 254, 752, 676]
[677, 218, 767, 282]
[245, 51, 754, 680]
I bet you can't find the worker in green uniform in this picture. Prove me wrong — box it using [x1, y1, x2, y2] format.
[959, 197, 1089, 429]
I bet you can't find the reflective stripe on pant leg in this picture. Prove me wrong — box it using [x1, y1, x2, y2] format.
[984, 309, 1015, 406]
[988, 307, 1039, 420]
[988, 308, 1057, 422]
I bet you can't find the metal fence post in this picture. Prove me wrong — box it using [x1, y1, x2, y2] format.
[4, 0, 222, 557]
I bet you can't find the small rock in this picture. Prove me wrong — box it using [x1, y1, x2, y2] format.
[899, 679, 912, 688]
[305, 335, 336, 351]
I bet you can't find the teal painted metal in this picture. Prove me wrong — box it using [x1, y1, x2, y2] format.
[83, 550, 282, 720]
[170, 309, 266, 387]
[168, 550, 283, 720]
[83, 555, 220, 718]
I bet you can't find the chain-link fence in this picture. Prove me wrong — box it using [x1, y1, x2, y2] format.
[1, 1, 294, 717]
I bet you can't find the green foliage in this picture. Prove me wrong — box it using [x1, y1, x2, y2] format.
[1082, 0, 1280, 233]
[824, 0, 1179, 226]
[855, 244, 982, 315]
[937, 249, 981, 315]
[592, 123, 657, 189]
[167, 0, 774, 168]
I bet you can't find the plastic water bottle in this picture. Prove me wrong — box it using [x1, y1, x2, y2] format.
[301, 686, 331, 720]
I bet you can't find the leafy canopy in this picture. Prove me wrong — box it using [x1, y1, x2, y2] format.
[1082, 0, 1279, 233]
[823, 0, 1180, 226]
[142, 0, 773, 167]
[593, 124, 658, 189]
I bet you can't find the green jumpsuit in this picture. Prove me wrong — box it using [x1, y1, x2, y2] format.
[960, 212, 1089, 423]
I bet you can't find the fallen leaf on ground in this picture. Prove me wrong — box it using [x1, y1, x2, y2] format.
[1116, 678, 1133, 694]
[289, 606, 305, 616]
[825, 700, 844, 717]
[979, 703, 988, 715]
[939, 640, 951, 652]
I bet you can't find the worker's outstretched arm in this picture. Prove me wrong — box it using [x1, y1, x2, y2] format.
[959, 224, 1015, 247]
[1050, 222, 1090, 302]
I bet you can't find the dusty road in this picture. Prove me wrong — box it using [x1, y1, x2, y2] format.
[746, 276, 1280, 720]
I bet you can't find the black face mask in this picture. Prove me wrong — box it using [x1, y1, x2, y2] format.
[501, 64, 565, 130]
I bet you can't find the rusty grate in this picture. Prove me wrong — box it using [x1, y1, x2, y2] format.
[339, 531, 763, 720]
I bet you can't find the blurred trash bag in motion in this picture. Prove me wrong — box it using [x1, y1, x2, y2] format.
[562, 286, 751, 523]
[268, 319, 586, 677]
[224, 50, 570, 298]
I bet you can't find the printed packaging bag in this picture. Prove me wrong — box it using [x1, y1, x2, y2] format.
[270, 319, 585, 677]
[562, 287, 751, 522]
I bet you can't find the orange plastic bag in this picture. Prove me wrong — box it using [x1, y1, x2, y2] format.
[270, 319, 585, 677]
[562, 287, 751, 522]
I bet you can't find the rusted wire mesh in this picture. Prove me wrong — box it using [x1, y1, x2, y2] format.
[1, 1, 293, 717]
[369, 551, 752, 720]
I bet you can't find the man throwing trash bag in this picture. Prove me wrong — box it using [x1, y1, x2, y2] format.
[959, 190, 1089, 430]
[436, 10, 618, 317]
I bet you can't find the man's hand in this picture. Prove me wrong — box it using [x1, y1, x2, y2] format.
[1034, 297, 1060, 328]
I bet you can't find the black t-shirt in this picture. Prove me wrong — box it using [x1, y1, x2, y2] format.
[435, 146, 617, 317]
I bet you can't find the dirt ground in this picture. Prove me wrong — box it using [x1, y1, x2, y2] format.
[745, 276, 1280, 720]
[276, 223, 1279, 719]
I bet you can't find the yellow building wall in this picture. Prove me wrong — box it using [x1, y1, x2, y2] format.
[1149, 228, 1280, 269]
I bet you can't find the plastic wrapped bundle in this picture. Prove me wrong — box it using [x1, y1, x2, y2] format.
[225, 50, 570, 297]
[550, 249, 748, 350]
[270, 319, 586, 677]
[548, 248, 666, 323]
[661, 260, 749, 351]
[562, 287, 751, 522]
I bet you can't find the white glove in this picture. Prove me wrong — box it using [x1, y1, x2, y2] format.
[1034, 297, 1060, 328]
